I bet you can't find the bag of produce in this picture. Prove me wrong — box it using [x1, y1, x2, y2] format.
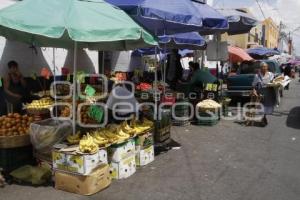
[10, 164, 51, 185]
[30, 119, 72, 155]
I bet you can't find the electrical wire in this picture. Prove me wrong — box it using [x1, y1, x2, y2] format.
[254, 0, 266, 20]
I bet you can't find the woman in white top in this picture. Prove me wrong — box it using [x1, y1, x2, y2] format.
[252, 62, 276, 126]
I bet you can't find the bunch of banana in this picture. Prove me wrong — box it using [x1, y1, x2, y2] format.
[102, 129, 119, 143]
[116, 127, 130, 142]
[66, 131, 81, 144]
[26, 97, 53, 110]
[79, 133, 98, 154]
[91, 131, 109, 146]
[143, 118, 154, 127]
[121, 121, 136, 136]
[130, 117, 153, 135]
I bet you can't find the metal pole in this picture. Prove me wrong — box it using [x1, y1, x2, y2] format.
[72, 42, 78, 135]
[52, 48, 58, 117]
[163, 43, 167, 93]
[102, 51, 105, 74]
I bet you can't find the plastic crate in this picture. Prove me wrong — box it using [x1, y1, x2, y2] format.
[0, 145, 35, 173]
[154, 125, 171, 143]
[196, 119, 219, 126]
[172, 119, 190, 126]
[196, 110, 219, 126]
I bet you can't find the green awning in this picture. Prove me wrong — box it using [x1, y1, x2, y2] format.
[0, 0, 157, 50]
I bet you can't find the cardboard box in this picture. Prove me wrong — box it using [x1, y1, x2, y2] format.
[109, 139, 135, 162]
[55, 164, 111, 195]
[135, 132, 154, 152]
[136, 145, 154, 166]
[109, 155, 136, 179]
[53, 148, 108, 175]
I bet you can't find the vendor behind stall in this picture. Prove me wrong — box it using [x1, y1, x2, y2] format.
[3, 60, 29, 113]
[252, 62, 276, 126]
[166, 49, 183, 89]
[187, 63, 217, 98]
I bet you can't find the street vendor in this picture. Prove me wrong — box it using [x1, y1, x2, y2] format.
[252, 62, 276, 126]
[3, 61, 29, 113]
[186, 63, 203, 104]
[166, 49, 183, 89]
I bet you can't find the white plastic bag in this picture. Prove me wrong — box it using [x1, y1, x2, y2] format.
[30, 119, 72, 154]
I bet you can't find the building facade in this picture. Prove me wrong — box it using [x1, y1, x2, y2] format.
[222, 16, 279, 50]
[262, 17, 279, 49]
[222, 23, 263, 49]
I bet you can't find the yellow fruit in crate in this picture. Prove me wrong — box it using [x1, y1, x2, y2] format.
[129, 117, 152, 135]
[91, 131, 109, 146]
[121, 121, 136, 136]
[26, 97, 53, 110]
[79, 133, 98, 154]
[143, 118, 154, 127]
[66, 131, 81, 144]
[117, 127, 130, 138]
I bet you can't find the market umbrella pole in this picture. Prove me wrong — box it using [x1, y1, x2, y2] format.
[154, 46, 158, 121]
[163, 42, 167, 93]
[52, 48, 58, 117]
[72, 42, 78, 135]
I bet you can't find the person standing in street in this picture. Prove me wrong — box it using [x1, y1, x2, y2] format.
[283, 63, 292, 90]
[252, 62, 276, 126]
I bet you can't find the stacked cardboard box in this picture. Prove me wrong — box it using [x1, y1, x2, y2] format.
[108, 138, 136, 179]
[52, 146, 111, 195]
[53, 147, 107, 175]
[55, 164, 111, 195]
[135, 132, 154, 166]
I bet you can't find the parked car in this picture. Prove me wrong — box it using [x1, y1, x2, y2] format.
[226, 59, 281, 97]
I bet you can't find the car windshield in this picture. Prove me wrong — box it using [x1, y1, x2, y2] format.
[240, 61, 276, 74]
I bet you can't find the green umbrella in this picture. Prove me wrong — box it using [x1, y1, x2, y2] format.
[0, 0, 157, 134]
[0, 0, 157, 49]
[192, 69, 217, 84]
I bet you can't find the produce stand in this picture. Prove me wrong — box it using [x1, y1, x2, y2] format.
[0, 0, 233, 195]
[195, 99, 222, 126]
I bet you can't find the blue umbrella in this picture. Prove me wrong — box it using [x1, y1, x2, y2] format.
[247, 47, 281, 57]
[132, 47, 167, 56]
[191, 0, 229, 35]
[159, 32, 206, 50]
[132, 32, 206, 55]
[132, 48, 193, 57]
[218, 9, 258, 35]
[106, 0, 203, 35]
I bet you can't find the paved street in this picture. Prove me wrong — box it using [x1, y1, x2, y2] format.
[1, 80, 300, 200]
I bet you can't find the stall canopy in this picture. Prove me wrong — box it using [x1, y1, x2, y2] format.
[228, 46, 253, 63]
[105, 0, 203, 35]
[0, 0, 158, 134]
[159, 32, 206, 50]
[247, 47, 281, 58]
[191, 0, 229, 35]
[218, 9, 258, 35]
[0, 0, 157, 50]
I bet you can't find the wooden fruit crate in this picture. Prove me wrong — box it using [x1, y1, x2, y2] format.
[0, 134, 31, 149]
